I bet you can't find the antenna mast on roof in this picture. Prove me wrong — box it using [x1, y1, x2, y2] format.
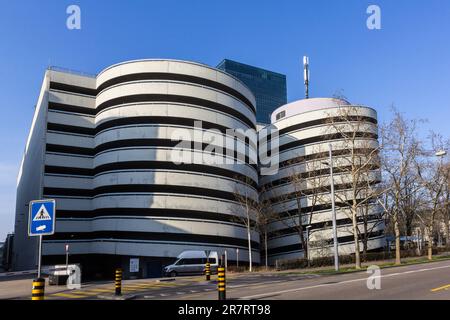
[303, 56, 310, 99]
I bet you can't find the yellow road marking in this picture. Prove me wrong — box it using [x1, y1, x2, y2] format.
[124, 282, 175, 289]
[123, 284, 156, 288]
[431, 284, 450, 292]
[82, 288, 114, 293]
[51, 281, 180, 297]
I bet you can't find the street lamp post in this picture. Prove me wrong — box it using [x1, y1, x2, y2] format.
[435, 150, 447, 249]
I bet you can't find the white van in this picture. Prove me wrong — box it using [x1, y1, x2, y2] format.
[163, 250, 219, 277]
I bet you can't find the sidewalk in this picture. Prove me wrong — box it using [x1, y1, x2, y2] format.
[222, 251, 450, 277]
[255, 251, 450, 275]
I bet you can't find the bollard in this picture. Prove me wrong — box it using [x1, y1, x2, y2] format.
[115, 268, 122, 296]
[32, 278, 45, 300]
[217, 254, 226, 300]
[205, 262, 211, 281]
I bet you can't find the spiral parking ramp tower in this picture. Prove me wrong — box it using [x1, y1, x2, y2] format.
[13, 60, 260, 277]
[260, 98, 385, 264]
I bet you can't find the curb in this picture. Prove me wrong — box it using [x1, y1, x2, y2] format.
[156, 278, 176, 282]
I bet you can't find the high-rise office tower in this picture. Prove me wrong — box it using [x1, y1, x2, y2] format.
[217, 59, 287, 124]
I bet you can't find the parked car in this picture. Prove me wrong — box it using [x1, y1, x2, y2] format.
[163, 250, 218, 277]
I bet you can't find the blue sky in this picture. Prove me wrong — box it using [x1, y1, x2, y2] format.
[0, 0, 449, 240]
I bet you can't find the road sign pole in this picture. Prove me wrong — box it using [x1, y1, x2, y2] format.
[37, 235, 42, 279]
[65, 244, 69, 275]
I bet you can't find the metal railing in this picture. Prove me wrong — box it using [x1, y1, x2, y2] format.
[48, 66, 97, 78]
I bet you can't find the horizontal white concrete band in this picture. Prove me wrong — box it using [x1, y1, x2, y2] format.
[267, 204, 383, 232]
[55, 217, 259, 241]
[263, 171, 381, 200]
[266, 188, 382, 215]
[267, 221, 385, 250]
[267, 236, 385, 264]
[50, 193, 253, 219]
[45, 153, 93, 169]
[96, 59, 256, 107]
[94, 125, 257, 163]
[96, 81, 256, 124]
[260, 156, 379, 187]
[278, 123, 377, 146]
[49, 90, 96, 109]
[93, 148, 258, 182]
[44, 175, 92, 189]
[272, 105, 377, 130]
[49, 70, 96, 90]
[275, 139, 380, 166]
[95, 103, 253, 131]
[47, 110, 95, 128]
[92, 171, 258, 199]
[43, 241, 260, 263]
[46, 132, 94, 149]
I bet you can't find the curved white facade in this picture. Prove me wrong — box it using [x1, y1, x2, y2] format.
[261, 98, 385, 264]
[14, 60, 260, 277]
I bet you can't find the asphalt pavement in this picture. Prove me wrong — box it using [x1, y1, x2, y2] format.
[1, 259, 449, 300]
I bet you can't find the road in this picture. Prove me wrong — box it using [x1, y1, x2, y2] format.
[1, 259, 449, 300]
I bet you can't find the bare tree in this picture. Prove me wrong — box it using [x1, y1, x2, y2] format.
[326, 105, 383, 269]
[269, 151, 328, 262]
[231, 176, 260, 272]
[379, 108, 422, 265]
[441, 163, 450, 247]
[415, 133, 448, 260]
[256, 193, 278, 269]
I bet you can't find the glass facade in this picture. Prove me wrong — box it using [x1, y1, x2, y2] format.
[217, 59, 287, 124]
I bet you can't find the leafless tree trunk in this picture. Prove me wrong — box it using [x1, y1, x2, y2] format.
[256, 194, 277, 270]
[380, 107, 422, 265]
[439, 163, 450, 248]
[269, 151, 327, 262]
[415, 133, 448, 260]
[231, 176, 259, 272]
[326, 105, 383, 269]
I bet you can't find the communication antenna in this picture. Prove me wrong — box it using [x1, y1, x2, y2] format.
[303, 56, 310, 99]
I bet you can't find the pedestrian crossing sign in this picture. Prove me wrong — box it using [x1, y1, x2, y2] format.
[28, 199, 56, 236]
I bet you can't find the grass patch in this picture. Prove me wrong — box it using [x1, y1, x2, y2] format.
[280, 254, 450, 276]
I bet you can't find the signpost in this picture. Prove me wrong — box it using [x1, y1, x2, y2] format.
[28, 199, 56, 278]
[65, 244, 69, 275]
[130, 258, 139, 273]
[204, 250, 211, 263]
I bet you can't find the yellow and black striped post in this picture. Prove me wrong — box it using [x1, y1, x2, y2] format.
[205, 262, 211, 281]
[32, 278, 45, 300]
[217, 255, 226, 300]
[115, 268, 122, 296]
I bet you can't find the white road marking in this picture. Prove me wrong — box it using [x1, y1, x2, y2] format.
[228, 279, 286, 289]
[239, 263, 450, 300]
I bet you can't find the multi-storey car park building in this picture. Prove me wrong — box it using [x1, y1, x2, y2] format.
[13, 59, 386, 277]
[260, 98, 385, 264]
[13, 59, 260, 278]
